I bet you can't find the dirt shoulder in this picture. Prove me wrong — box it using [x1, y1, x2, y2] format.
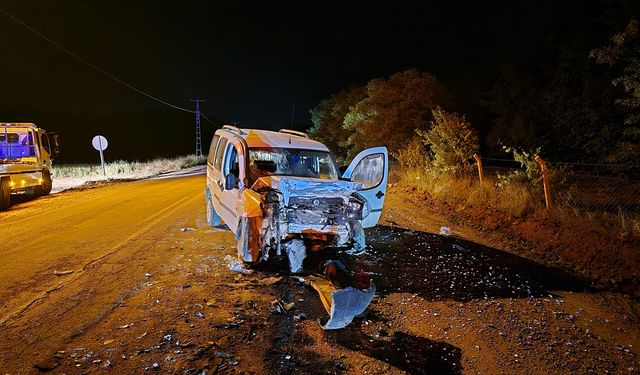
[384, 184, 640, 296]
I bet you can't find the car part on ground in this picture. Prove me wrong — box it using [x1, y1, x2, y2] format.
[309, 275, 376, 330]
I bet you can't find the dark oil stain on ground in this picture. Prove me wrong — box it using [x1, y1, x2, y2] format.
[350, 225, 587, 301]
[335, 326, 462, 375]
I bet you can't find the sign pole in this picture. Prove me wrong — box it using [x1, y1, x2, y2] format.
[99, 137, 106, 177]
[92, 135, 109, 178]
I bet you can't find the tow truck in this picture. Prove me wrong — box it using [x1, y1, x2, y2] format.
[0, 123, 59, 210]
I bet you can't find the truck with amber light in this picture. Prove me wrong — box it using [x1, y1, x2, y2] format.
[0, 123, 59, 210]
[205, 125, 388, 329]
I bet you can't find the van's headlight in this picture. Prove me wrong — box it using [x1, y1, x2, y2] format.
[348, 194, 369, 219]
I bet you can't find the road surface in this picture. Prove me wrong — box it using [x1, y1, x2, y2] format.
[0, 174, 638, 374]
[0, 175, 248, 373]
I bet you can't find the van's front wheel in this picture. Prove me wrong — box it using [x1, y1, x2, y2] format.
[0, 178, 10, 210]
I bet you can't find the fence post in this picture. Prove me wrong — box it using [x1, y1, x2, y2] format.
[534, 155, 552, 209]
[473, 154, 483, 186]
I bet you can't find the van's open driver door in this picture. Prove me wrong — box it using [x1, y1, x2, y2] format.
[342, 147, 388, 228]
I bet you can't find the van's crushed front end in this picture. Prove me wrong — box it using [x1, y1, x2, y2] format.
[237, 176, 375, 329]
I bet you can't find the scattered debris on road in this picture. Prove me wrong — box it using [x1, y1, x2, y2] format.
[224, 255, 253, 274]
[53, 269, 74, 276]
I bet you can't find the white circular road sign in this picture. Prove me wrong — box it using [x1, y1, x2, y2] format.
[92, 135, 108, 151]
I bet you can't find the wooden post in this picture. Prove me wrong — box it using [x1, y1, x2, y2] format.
[534, 155, 552, 209]
[473, 154, 483, 186]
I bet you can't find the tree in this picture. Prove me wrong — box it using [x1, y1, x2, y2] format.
[591, 19, 640, 164]
[308, 85, 366, 163]
[417, 106, 479, 176]
[487, 42, 621, 163]
[342, 69, 447, 158]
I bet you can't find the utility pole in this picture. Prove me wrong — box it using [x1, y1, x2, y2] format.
[190, 99, 205, 156]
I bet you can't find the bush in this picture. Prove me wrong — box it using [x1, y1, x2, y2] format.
[416, 106, 479, 177]
[393, 135, 429, 171]
[496, 146, 542, 189]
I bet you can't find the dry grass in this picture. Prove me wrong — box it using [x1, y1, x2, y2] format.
[398, 167, 639, 237]
[399, 168, 542, 218]
[53, 155, 205, 179]
[51, 155, 206, 191]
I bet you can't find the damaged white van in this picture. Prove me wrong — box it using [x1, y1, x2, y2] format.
[205, 125, 388, 328]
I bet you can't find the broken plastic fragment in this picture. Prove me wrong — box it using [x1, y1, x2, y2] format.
[452, 244, 465, 251]
[283, 302, 295, 311]
[439, 226, 451, 236]
[224, 255, 253, 274]
[180, 227, 196, 232]
[283, 240, 306, 273]
[293, 312, 307, 321]
[309, 275, 376, 330]
[345, 220, 366, 255]
[322, 284, 376, 329]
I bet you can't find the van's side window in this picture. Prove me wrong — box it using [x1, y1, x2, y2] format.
[214, 138, 228, 171]
[208, 135, 220, 165]
[224, 144, 239, 179]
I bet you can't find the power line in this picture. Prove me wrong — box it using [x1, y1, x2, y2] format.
[60, 0, 196, 99]
[0, 5, 220, 123]
[200, 113, 218, 126]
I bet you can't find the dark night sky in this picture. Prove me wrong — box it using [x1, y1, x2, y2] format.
[0, 0, 627, 162]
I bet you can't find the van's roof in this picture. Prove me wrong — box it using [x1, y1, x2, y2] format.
[218, 126, 329, 152]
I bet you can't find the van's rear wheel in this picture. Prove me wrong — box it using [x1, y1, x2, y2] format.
[35, 170, 52, 196]
[0, 178, 10, 210]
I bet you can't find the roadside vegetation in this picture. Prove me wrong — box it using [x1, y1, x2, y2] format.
[309, 19, 640, 291]
[309, 18, 640, 234]
[52, 154, 206, 190]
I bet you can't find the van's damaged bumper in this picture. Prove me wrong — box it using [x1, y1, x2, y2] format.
[309, 275, 376, 330]
[238, 176, 374, 329]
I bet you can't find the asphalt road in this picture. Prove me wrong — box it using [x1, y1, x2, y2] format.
[0, 175, 212, 372]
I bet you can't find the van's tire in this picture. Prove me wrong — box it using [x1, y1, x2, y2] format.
[35, 170, 52, 196]
[206, 196, 221, 227]
[0, 178, 10, 210]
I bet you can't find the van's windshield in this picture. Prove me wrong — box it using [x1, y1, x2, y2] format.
[0, 127, 36, 161]
[248, 148, 339, 181]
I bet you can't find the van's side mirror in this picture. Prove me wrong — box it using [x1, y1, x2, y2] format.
[225, 174, 237, 190]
